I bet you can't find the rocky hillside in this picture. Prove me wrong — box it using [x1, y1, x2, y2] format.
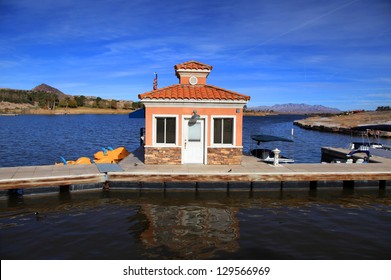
[1, 83, 136, 113]
[32, 84, 69, 100]
[249, 103, 341, 114]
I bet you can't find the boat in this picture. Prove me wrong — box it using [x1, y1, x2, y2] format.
[56, 156, 92, 165]
[346, 142, 391, 161]
[250, 134, 294, 163]
[55, 146, 130, 165]
[93, 146, 130, 163]
[346, 125, 391, 161]
[349, 141, 384, 150]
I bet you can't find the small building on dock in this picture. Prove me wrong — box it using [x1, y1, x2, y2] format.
[138, 60, 250, 165]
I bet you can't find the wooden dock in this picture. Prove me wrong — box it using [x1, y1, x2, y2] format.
[0, 147, 390, 192]
[0, 164, 104, 190]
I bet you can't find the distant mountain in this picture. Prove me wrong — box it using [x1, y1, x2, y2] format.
[248, 103, 341, 114]
[32, 83, 69, 99]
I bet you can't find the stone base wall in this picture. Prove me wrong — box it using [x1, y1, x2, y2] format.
[144, 146, 243, 165]
[144, 147, 182, 165]
[207, 147, 242, 165]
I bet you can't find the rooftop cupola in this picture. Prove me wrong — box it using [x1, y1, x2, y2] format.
[174, 60, 213, 85]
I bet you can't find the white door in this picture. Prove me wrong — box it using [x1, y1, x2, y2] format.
[183, 118, 205, 164]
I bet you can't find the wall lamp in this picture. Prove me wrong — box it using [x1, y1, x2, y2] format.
[191, 109, 200, 120]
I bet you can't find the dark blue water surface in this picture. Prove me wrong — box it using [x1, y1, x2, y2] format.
[1, 189, 390, 260]
[1, 114, 390, 167]
[0, 114, 144, 167]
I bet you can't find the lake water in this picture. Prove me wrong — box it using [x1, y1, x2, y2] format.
[0, 114, 390, 260]
[1, 188, 390, 260]
[1, 114, 390, 167]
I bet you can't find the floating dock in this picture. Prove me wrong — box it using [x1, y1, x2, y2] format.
[0, 147, 390, 192]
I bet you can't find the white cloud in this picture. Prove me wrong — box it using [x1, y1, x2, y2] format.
[108, 71, 143, 78]
[376, 78, 391, 84]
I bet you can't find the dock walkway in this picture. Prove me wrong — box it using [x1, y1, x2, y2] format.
[0, 147, 390, 191]
[0, 164, 104, 190]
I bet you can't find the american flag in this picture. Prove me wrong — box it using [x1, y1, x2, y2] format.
[153, 72, 158, 90]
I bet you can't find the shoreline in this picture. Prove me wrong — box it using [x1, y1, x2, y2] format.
[294, 111, 391, 138]
[0, 108, 300, 116]
[2, 104, 390, 140]
[0, 107, 134, 115]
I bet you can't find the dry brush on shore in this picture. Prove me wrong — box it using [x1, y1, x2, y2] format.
[294, 111, 391, 138]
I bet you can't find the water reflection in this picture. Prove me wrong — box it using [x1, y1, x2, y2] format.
[136, 204, 239, 259]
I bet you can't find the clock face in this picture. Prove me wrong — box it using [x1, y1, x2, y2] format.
[189, 76, 198, 85]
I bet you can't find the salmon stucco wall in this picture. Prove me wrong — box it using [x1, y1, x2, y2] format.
[144, 106, 244, 147]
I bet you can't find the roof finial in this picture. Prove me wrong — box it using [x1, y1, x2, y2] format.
[153, 72, 158, 90]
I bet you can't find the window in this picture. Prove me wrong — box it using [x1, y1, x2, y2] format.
[156, 117, 176, 144]
[213, 118, 234, 144]
[188, 122, 201, 141]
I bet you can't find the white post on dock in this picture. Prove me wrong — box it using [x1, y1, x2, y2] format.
[273, 148, 281, 166]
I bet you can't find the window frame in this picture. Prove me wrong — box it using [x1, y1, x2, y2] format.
[211, 116, 236, 146]
[152, 114, 178, 146]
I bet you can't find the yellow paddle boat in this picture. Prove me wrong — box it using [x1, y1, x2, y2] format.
[93, 146, 130, 163]
[93, 157, 116, 164]
[55, 146, 130, 165]
[56, 156, 92, 165]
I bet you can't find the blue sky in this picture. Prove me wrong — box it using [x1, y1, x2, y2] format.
[0, 0, 390, 110]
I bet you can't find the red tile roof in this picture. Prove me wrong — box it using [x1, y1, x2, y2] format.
[174, 60, 213, 71]
[139, 84, 250, 101]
